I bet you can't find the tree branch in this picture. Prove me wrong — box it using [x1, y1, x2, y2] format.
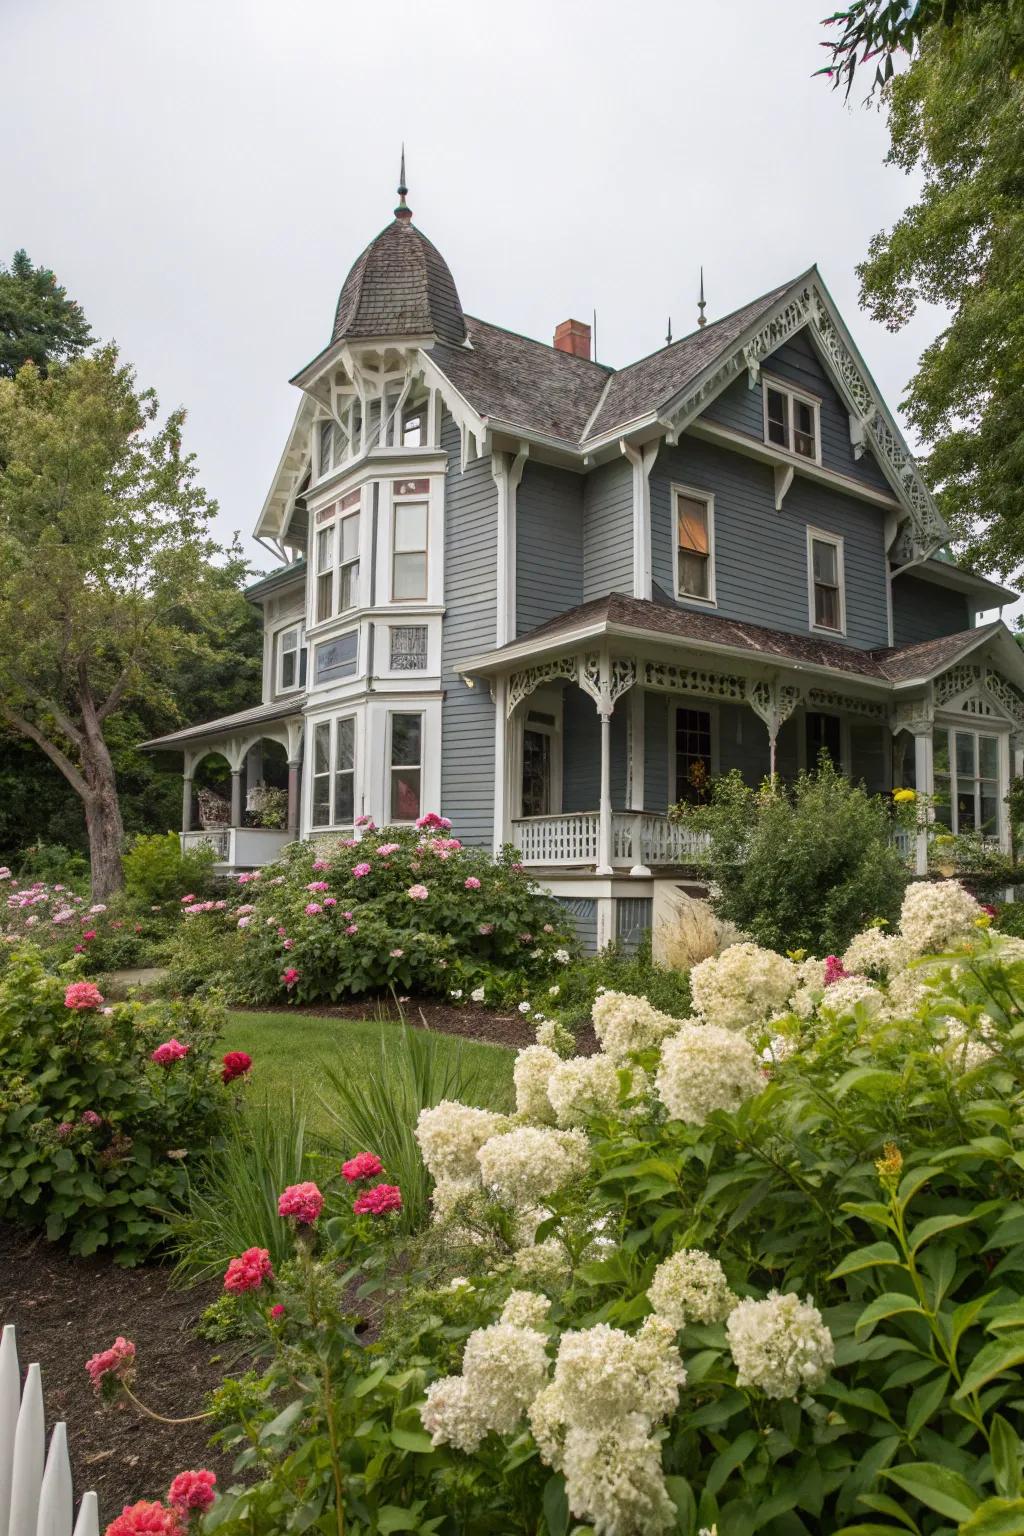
[0, 705, 90, 800]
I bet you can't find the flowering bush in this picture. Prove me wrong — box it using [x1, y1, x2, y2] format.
[165, 821, 574, 1003]
[0, 943, 244, 1262]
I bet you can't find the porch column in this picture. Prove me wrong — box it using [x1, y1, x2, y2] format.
[911, 724, 933, 877]
[596, 706, 614, 876]
[493, 675, 511, 853]
[999, 732, 1013, 856]
[287, 760, 301, 835]
[230, 768, 244, 829]
[627, 688, 651, 877]
[181, 774, 194, 835]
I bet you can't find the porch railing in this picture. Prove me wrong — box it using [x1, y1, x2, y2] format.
[514, 813, 600, 867]
[514, 812, 709, 869]
[181, 827, 294, 868]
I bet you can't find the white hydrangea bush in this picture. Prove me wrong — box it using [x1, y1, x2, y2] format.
[900, 878, 983, 955]
[647, 1247, 736, 1328]
[656, 1022, 765, 1125]
[415, 1100, 508, 1182]
[725, 1291, 835, 1399]
[690, 942, 797, 1030]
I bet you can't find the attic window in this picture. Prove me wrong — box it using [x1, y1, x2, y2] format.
[764, 380, 819, 462]
[402, 409, 424, 447]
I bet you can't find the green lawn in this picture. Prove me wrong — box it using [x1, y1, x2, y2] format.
[221, 1010, 514, 1135]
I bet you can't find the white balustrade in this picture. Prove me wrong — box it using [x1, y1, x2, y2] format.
[513, 812, 709, 868]
[513, 813, 599, 866]
[180, 827, 293, 867]
[0, 1325, 99, 1536]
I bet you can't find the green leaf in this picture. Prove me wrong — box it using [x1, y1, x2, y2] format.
[883, 1463, 981, 1520]
[855, 1293, 927, 1337]
[908, 1212, 976, 1254]
[389, 1427, 435, 1454]
[959, 1498, 1024, 1536]
[905, 1372, 949, 1439]
[705, 1428, 759, 1496]
[375, 1509, 420, 1533]
[664, 1476, 696, 1528]
[830, 1241, 904, 1279]
[897, 1165, 945, 1206]
[258, 1398, 306, 1443]
[956, 1331, 1024, 1399]
[542, 1476, 569, 1536]
[833, 1067, 902, 1100]
[986, 1306, 1024, 1334]
[857, 1492, 922, 1532]
[990, 1415, 1022, 1500]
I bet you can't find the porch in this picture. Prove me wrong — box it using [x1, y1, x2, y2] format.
[181, 826, 295, 870]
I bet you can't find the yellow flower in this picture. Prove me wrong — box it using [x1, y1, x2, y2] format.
[975, 914, 993, 928]
[893, 788, 916, 804]
[875, 1141, 903, 1189]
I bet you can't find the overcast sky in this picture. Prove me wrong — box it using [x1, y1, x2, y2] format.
[6, 0, 976, 595]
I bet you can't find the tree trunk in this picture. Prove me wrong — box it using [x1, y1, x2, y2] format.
[82, 739, 125, 900]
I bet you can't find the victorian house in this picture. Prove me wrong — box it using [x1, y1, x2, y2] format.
[145, 167, 1023, 951]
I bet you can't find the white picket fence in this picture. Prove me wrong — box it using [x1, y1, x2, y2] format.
[0, 1325, 99, 1536]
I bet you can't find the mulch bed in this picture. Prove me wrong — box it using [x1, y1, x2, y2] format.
[0, 1226, 237, 1520]
[238, 996, 599, 1054]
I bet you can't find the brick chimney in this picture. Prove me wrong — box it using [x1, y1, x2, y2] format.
[553, 318, 591, 360]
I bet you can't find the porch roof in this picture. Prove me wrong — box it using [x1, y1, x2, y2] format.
[455, 593, 1020, 692]
[139, 700, 303, 752]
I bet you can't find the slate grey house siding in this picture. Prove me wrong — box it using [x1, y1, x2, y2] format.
[703, 329, 891, 494]
[517, 463, 584, 635]
[650, 437, 889, 649]
[892, 574, 971, 647]
[644, 693, 669, 813]
[583, 458, 633, 601]
[553, 896, 598, 954]
[718, 701, 771, 781]
[440, 411, 497, 846]
[561, 687, 628, 811]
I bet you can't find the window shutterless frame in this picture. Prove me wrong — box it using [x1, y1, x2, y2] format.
[388, 711, 423, 822]
[806, 527, 846, 635]
[671, 484, 716, 605]
[762, 376, 821, 465]
[276, 625, 306, 694]
[310, 714, 357, 828]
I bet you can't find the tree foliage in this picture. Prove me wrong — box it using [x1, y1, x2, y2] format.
[0, 347, 250, 895]
[818, 0, 1003, 95]
[853, 2, 1024, 575]
[0, 249, 93, 378]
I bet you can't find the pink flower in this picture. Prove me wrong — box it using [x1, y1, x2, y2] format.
[304, 902, 323, 915]
[222, 1051, 252, 1084]
[105, 1501, 186, 1536]
[85, 1335, 136, 1395]
[407, 884, 429, 901]
[478, 923, 494, 936]
[352, 862, 372, 878]
[167, 1470, 216, 1515]
[353, 1183, 403, 1216]
[307, 881, 330, 892]
[277, 926, 287, 936]
[390, 947, 404, 958]
[281, 967, 300, 987]
[415, 812, 452, 831]
[151, 1038, 189, 1066]
[82, 1109, 102, 1128]
[57, 1121, 74, 1139]
[282, 938, 294, 951]
[223, 1247, 273, 1293]
[278, 1181, 323, 1224]
[342, 1151, 384, 1182]
[376, 842, 401, 857]
[354, 815, 376, 829]
[982, 903, 997, 917]
[179, 894, 196, 903]
[345, 923, 359, 936]
[64, 981, 104, 1011]
[269, 1303, 286, 1319]
[81, 929, 97, 942]
[464, 877, 481, 890]
[823, 955, 849, 986]
[312, 858, 332, 872]
[324, 897, 337, 907]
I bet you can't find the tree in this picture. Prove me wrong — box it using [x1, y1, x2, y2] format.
[849, 2, 1024, 577]
[0, 250, 93, 378]
[818, 0, 1005, 95]
[0, 346, 237, 897]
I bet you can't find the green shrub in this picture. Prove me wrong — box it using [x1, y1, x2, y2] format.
[122, 830, 217, 906]
[0, 944, 236, 1262]
[0, 875, 179, 974]
[11, 841, 90, 889]
[538, 934, 692, 1031]
[165, 821, 576, 1005]
[676, 758, 908, 953]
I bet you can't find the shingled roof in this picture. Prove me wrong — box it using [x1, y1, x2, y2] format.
[332, 216, 466, 346]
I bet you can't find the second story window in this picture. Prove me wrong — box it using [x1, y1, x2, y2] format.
[338, 511, 360, 612]
[402, 408, 423, 447]
[674, 487, 715, 603]
[808, 529, 845, 633]
[764, 380, 819, 461]
[314, 631, 358, 685]
[277, 625, 307, 693]
[316, 527, 334, 623]
[392, 498, 428, 601]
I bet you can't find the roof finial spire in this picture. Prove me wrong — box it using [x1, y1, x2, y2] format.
[666, 317, 672, 347]
[697, 267, 707, 328]
[395, 146, 412, 220]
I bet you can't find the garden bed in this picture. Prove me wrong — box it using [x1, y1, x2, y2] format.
[0, 1226, 234, 1518]
[234, 997, 599, 1053]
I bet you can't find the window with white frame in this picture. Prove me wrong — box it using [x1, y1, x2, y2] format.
[277, 625, 307, 693]
[389, 625, 428, 671]
[764, 380, 819, 461]
[314, 631, 358, 685]
[315, 526, 334, 623]
[392, 489, 428, 602]
[808, 530, 845, 633]
[402, 407, 424, 447]
[310, 717, 356, 828]
[318, 420, 335, 478]
[933, 726, 1000, 836]
[338, 510, 360, 612]
[389, 712, 423, 821]
[674, 487, 714, 603]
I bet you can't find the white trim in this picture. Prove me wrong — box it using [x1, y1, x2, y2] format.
[306, 710, 359, 832]
[670, 483, 717, 607]
[761, 373, 822, 467]
[274, 621, 306, 697]
[620, 440, 657, 600]
[931, 720, 1006, 844]
[385, 705, 427, 825]
[517, 687, 564, 819]
[687, 418, 901, 512]
[806, 526, 847, 637]
[493, 445, 529, 646]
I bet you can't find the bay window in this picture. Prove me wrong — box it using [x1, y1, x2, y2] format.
[315, 526, 334, 623]
[310, 716, 357, 828]
[389, 712, 423, 821]
[933, 726, 1001, 837]
[338, 510, 360, 612]
[392, 493, 428, 601]
[314, 631, 358, 684]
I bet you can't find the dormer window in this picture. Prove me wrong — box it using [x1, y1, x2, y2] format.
[673, 486, 715, 604]
[277, 625, 307, 693]
[764, 380, 819, 462]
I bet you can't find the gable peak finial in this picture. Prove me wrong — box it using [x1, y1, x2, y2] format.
[665, 317, 672, 347]
[697, 266, 707, 328]
[395, 146, 412, 220]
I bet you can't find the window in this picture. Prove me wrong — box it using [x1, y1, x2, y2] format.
[933, 727, 1000, 837]
[673, 487, 714, 602]
[318, 420, 335, 478]
[390, 624, 428, 671]
[764, 381, 819, 461]
[392, 499, 428, 601]
[277, 626, 307, 693]
[402, 408, 424, 447]
[808, 530, 845, 633]
[521, 710, 558, 818]
[338, 512, 360, 612]
[314, 631, 358, 684]
[390, 712, 422, 821]
[806, 712, 841, 769]
[316, 527, 334, 623]
[675, 707, 712, 804]
[311, 716, 356, 828]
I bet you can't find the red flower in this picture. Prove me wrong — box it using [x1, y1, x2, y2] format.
[823, 955, 849, 986]
[269, 1302, 286, 1319]
[223, 1247, 273, 1293]
[353, 1182, 403, 1216]
[85, 1336, 136, 1395]
[281, 967, 300, 988]
[278, 1181, 323, 1224]
[341, 1151, 384, 1182]
[151, 1038, 189, 1066]
[221, 1050, 252, 1084]
[167, 1469, 216, 1515]
[105, 1501, 186, 1535]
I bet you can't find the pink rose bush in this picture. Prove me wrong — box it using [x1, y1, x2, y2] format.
[353, 1182, 403, 1216]
[86, 1335, 136, 1396]
[105, 1501, 186, 1536]
[65, 980, 105, 1010]
[151, 1037, 190, 1065]
[168, 1470, 217, 1515]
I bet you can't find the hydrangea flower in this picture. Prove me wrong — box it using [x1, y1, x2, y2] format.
[690, 943, 797, 1030]
[513, 1044, 560, 1124]
[415, 1100, 507, 1182]
[647, 1248, 736, 1327]
[151, 1038, 190, 1066]
[726, 1290, 834, 1398]
[591, 991, 677, 1059]
[464, 876, 482, 890]
[656, 1023, 763, 1125]
[64, 981, 104, 1011]
[477, 1126, 589, 1203]
[407, 884, 429, 901]
[900, 879, 982, 955]
[352, 863, 372, 878]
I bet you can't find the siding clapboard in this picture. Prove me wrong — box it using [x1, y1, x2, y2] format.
[583, 458, 633, 600]
[553, 896, 598, 954]
[562, 687, 628, 812]
[892, 573, 971, 647]
[517, 463, 584, 634]
[440, 412, 497, 846]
